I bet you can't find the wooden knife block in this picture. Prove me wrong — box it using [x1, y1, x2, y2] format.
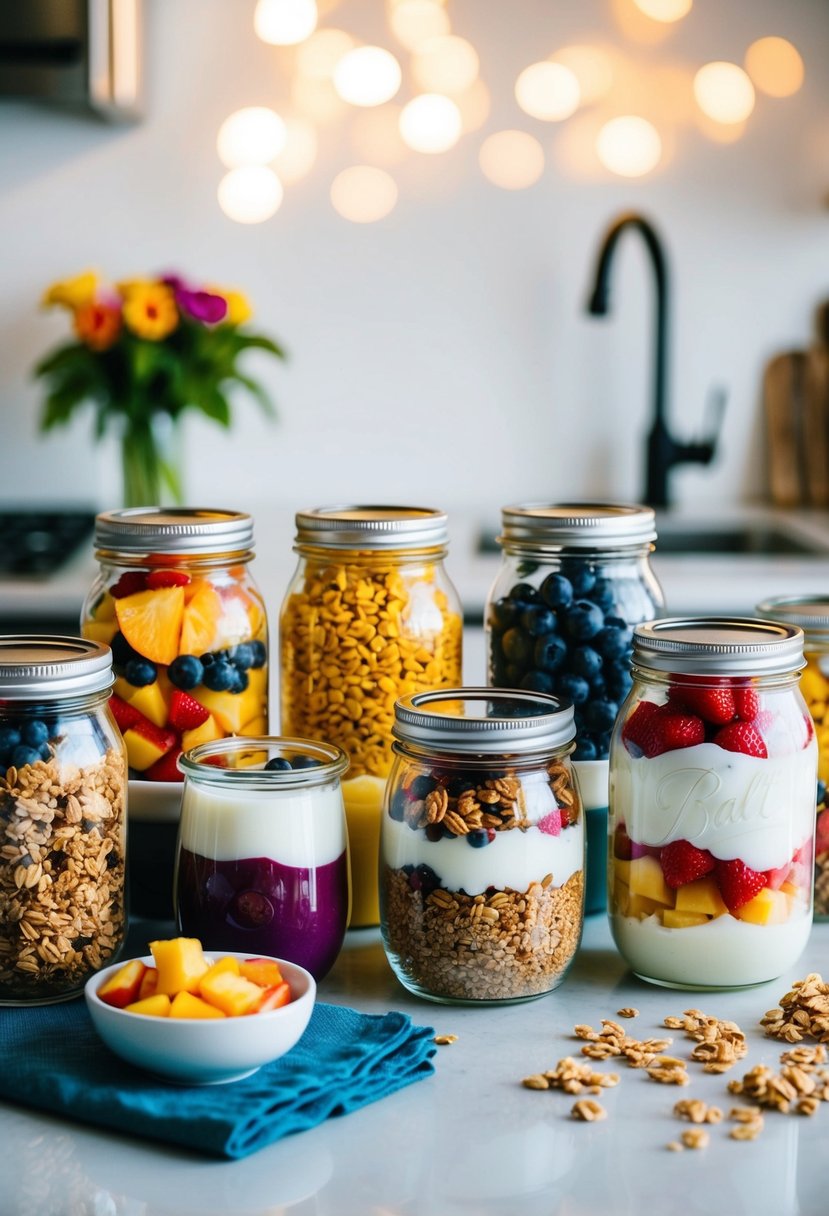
[765, 345, 829, 507]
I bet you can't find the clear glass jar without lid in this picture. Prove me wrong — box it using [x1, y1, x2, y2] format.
[0, 637, 127, 1004]
[279, 506, 463, 930]
[380, 688, 584, 1004]
[609, 618, 816, 989]
[756, 595, 829, 921]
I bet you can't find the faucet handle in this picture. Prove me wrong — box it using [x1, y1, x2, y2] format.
[701, 384, 727, 448]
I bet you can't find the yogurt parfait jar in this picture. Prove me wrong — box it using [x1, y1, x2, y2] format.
[609, 618, 816, 989]
[0, 637, 127, 1004]
[380, 688, 584, 1004]
[175, 737, 349, 980]
[486, 503, 664, 914]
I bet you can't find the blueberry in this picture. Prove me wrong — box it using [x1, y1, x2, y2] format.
[509, 582, 540, 604]
[819, 780, 827, 807]
[534, 633, 567, 674]
[520, 670, 555, 694]
[561, 561, 597, 597]
[0, 725, 21, 755]
[563, 600, 604, 641]
[291, 754, 320, 769]
[124, 658, 157, 687]
[408, 864, 440, 895]
[21, 719, 49, 749]
[591, 577, 616, 612]
[606, 665, 633, 702]
[11, 745, 40, 769]
[583, 698, 620, 733]
[596, 624, 632, 660]
[225, 666, 249, 694]
[556, 673, 591, 706]
[425, 824, 444, 842]
[589, 675, 608, 700]
[229, 889, 274, 928]
[504, 664, 524, 686]
[573, 737, 598, 761]
[467, 829, 495, 848]
[490, 597, 520, 631]
[264, 756, 292, 772]
[570, 646, 603, 680]
[168, 654, 204, 690]
[501, 628, 532, 666]
[410, 774, 435, 799]
[540, 572, 573, 610]
[38, 742, 51, 761]
[248, 640, 267, 669]
[390, 789, 408, 821]
[229, 642, 255, 670]
[521, 605, 557, 637]
[201, 660, 234, 692]
[110, 632, 139, 668]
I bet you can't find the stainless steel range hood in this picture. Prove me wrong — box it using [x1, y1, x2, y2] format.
[0, 0, 142, 121]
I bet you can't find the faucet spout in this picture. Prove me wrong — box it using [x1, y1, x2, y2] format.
[585, 211, 720, 509]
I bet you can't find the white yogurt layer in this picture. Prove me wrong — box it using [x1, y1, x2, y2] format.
[611, 739, 817, 872]
[573, 759, 609, 812]
[179, 782, 347, 867]
[382, 814, 584, 896]
[610, 906, 811, 988]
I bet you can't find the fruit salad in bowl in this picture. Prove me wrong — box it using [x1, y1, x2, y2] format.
[85, 937, 315, 1084]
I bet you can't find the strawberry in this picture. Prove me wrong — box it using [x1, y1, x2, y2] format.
[144, 748, 184, 783]
[146, 569, 191, 589]
[168, 689, 210, 731]
[659, 839, 716, 889]
[109, 693, 141, 732]
[713, 720, 767, 758]
[669, 682, 735, 726]
[733, 685, 760, 721]
[128, 717, 178, 755]
[621, 700, 660, 754]
[640, 705, 705, 757]
[614, 822, 633, 861]
[803, 713, 815, 744]
[817, 810, 829, 854]
[110, 571, 147, 599]
[715, 858, 768, 912]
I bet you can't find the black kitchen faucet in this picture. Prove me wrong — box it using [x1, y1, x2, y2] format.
[585, 211, 724, 509]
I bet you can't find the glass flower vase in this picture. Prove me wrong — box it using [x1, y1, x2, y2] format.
[120, 414, 183, 508]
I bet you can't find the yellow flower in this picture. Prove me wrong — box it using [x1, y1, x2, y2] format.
[73, 301, 122, 351]
[42, 271, 98, 310]
[121, 282, 178, 341]
[211, 287, 252, 326]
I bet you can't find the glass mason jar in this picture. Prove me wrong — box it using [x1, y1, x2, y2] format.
[380, 688, 584, 1004]
[0, 637, 127, 1004]
[757, 596, 829, 922]
[280, 506, 463, 929]
[176, 738, 349, 981]
[486, 503, 665, 916]
[609, 618, 816, 989]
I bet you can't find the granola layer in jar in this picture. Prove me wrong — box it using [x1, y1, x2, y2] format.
[380, 689, 584, 1004]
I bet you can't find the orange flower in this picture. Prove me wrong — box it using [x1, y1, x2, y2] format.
[73, 301, 122, 351]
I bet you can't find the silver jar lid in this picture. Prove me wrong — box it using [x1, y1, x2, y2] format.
[756, 596, 829, 646]
[94, 508, 254, 555]
[393, 688, 575, 754]
[0, 636, 114, 699]
[632, 617, 805, 676]
[499, 502, 657, 549]
[294, 505, 449, 550]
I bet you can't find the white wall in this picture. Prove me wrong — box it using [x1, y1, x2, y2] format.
[1, 0, 828, 521]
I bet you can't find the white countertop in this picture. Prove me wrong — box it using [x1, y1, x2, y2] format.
[1, 915, 827, 1216]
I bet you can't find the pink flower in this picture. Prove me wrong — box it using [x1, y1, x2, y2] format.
[161, 273, 228, 324]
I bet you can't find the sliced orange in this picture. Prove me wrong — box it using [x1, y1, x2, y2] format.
[114, 586, 185, 665]
[179, 581, 223, 655]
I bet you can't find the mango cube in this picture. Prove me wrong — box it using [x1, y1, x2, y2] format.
[629, 855, 674, 908]
[82, 620, 119, 646]
[198, 970, 269, 1016]
[662, 909, 710, 929]
[138, 967, 159, 1000]
[125, 993, 172, 1017]
[97, 959, 147, 1008]
[170, 991, 226, 1019]
[182, 712, 224, 752]
[735, 887, 790, 926]
[613, 859, 631, 887]
[200, 955, 241, 986]
[240, 957, 284, 988]
[627, 892, 662, 918]
[675, 877, 728, 919]
[150, 937, 210, 995]
[125, 679, 170, 729]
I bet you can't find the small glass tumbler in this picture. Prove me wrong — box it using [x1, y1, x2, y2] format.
[175, 737, 350, 980]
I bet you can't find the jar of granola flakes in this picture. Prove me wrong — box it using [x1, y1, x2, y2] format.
[280, 506, 463, 929]
[0, 637, 127, 1005]
[380, 688, 584, 1004]
[757, 596, 829, 921]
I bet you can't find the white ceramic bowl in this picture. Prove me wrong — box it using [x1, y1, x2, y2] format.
[85, 952, 316, 1085]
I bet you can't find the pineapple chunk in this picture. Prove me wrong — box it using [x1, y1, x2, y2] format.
[124, 993, 172, 1017]
[170, 991, 226, 1020]
[662, 909, 710, 929]
[675, 876, 728, 918]
[150, 937, 210, 995]
[629, 855, 674, 907]
[735, 887, 789, 926]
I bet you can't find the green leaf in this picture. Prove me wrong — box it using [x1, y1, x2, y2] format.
[33, 342, 91, 380]
[233, 333, 287, 360]
[229, 373, 278, 419]
[190, 387, 231, 426]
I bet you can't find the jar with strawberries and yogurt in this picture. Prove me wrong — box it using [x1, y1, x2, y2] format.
[82, 508, 268, 918]
[381, 688, 584, 1004]
[756, 596, 829, 921]
[609, 618, 816, 989]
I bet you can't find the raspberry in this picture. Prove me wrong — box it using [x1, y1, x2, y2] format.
[538, 809, 562, 836]
[146, 569, 191, 589]
[110, 571, 147, 599]
[660, 839, 716, 889]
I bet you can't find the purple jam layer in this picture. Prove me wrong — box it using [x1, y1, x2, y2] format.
[176, 848, 349, 980]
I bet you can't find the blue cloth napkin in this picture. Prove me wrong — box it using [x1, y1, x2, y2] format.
[0, 998, 436, 1159]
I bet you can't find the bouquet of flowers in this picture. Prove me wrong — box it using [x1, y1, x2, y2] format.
[35, 271, 285, 505]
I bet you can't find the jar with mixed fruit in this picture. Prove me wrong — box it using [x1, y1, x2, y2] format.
[609, 618, 816, 989]
[486, 503, 664, 914]
[0, 637, 127, 1004]
[757, 596, 829, 921]
[280, 506, 463, 928]
[380, 688, 584, 1003]
[82, 509, 268, 782]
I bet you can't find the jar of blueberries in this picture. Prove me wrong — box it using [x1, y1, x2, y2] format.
[485, 503, 664, 914]
[82, 508, 269, 919]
